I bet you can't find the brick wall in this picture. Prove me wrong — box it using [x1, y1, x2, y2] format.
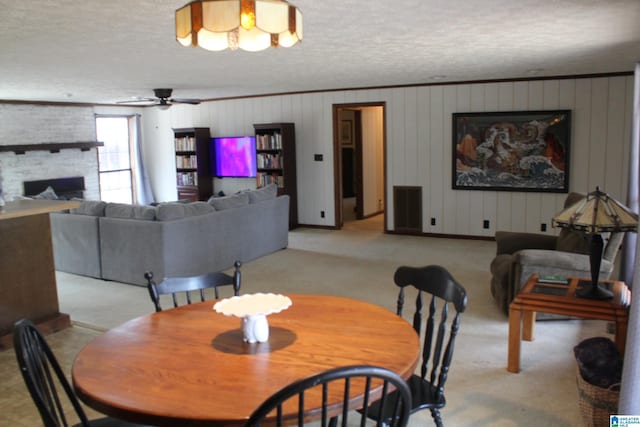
[0, 104, 100, 200]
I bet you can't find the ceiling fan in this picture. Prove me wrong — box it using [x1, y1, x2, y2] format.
[117, 88, 201, 109]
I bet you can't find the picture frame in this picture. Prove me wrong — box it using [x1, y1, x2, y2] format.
[341, 119, 353, 146]
[452, 110, 571, 192]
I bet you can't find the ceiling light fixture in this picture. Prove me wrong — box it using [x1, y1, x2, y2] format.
[176, 0, 303, 52]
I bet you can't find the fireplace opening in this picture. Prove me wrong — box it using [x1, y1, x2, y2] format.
[23, 176, 85, 200]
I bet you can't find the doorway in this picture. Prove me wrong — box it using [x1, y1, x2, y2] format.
[332, 103, 386, 229]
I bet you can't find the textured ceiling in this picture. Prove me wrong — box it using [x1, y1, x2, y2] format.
[1, 0, 639, 105]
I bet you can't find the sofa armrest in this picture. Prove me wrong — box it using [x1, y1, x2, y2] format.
[50, 212, 102, 278]
[495, 231, 557, 255]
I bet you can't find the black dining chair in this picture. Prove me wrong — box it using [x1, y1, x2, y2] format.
[13, 319, 147, 427]
[144, 260, 242, 312]
[365, 265, 467, 427]
[246, 365, 412, 427]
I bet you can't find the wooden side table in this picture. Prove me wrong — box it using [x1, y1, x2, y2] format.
[507, 274, 629, 373]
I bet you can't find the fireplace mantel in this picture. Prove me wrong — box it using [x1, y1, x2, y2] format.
[0, 141, 103, 154]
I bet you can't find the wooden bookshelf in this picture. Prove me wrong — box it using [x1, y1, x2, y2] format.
[173, 127, 212, 202]
[254, 123, 297, 229]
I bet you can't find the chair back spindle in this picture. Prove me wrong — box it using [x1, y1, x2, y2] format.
[246, 365, 411, 427]
[145, 261, 241, 312]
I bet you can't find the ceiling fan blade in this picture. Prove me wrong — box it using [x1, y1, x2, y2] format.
[170, 98, 201, 105]
[116, 98, 156, 104]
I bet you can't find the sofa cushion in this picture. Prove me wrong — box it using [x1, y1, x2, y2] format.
[156, 203, 186, 221]
[72, 200, 107, 216]
[184, 202, 215, 217]
[248, 184, 278, 203]
[105, 203, 134, 218]
[156, 202, 214, 221]
[209, 192, 250, 210]
[133, 205, 157, 220]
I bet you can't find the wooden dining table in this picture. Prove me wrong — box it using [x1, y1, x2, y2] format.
[72, 294, 420, 427]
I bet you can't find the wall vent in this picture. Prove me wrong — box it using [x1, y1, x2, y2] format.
[393, 186, 422, 233]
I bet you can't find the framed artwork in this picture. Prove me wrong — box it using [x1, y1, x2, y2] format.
[341, 120, 353, 146]
[452, 110, 571, 192]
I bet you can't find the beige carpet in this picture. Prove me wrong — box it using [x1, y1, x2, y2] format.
[4, 215, 608, 426]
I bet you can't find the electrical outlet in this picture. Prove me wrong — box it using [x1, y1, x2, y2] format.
[314, 154, 323, 161]
[541, 223, 547, 232]
[320, 211, 325, 218]
[431, 218, 436, 226]
[483, 220, 490, 229]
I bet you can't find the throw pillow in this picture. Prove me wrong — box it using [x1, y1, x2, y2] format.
[72, 200, 107, 216]
[33, 186, 58, 200]
[105, 203, 134, 219]
[209, 192, 250, 210]
[248, 183, 278, 203]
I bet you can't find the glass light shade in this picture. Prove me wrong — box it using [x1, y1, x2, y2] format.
[255, 0, 289, 33]
[240, 0, 256, 30]
[552, 187, 639, 233]
[277, 8, 302, 47]
[198, 28, 231, 51]
[203, 0, 240, 31]
[237, 26, 272, 51]
[277, 30, 298, 48]
[175, 4, 194, 46]
[176, 0, 302, 51]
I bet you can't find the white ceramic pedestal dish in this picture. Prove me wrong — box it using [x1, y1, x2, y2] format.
[213, 293, 292, 343]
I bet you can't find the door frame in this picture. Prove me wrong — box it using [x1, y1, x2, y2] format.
[332, 102, 387, 229]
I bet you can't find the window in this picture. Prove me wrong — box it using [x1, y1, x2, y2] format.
[96, 116, 136, 203]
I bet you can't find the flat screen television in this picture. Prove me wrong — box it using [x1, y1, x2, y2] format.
[211, 136, 257, 178]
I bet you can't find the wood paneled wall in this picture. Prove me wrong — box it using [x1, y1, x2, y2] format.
[142, 75, 634, 237]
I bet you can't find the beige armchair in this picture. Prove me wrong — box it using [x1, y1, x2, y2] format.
[490, 192, 624, 315]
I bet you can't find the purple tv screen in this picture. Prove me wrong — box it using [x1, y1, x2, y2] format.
[211, 136, 257, 178]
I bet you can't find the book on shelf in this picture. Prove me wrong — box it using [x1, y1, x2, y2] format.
[256, 132, 282, 150]
[174, 136, 196, 151]
[257, 172, 284, 188]
[257, 153, 282, 169]
[176, 172, 198, 186]
[175, 154, 197, 168]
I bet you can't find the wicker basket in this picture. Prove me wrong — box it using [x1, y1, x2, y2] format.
[576, 366, 619, 427]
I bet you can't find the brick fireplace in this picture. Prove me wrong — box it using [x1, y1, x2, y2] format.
[0, 104, 100, 200]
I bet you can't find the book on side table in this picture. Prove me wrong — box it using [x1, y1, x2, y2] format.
[537, 274, 569, 284]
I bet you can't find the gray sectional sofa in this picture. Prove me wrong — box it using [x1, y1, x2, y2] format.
[50, 185, 289, 286]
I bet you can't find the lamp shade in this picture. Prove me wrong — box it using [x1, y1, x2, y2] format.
[552, 187, 638, 234]
[176, 0, 302, 52]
